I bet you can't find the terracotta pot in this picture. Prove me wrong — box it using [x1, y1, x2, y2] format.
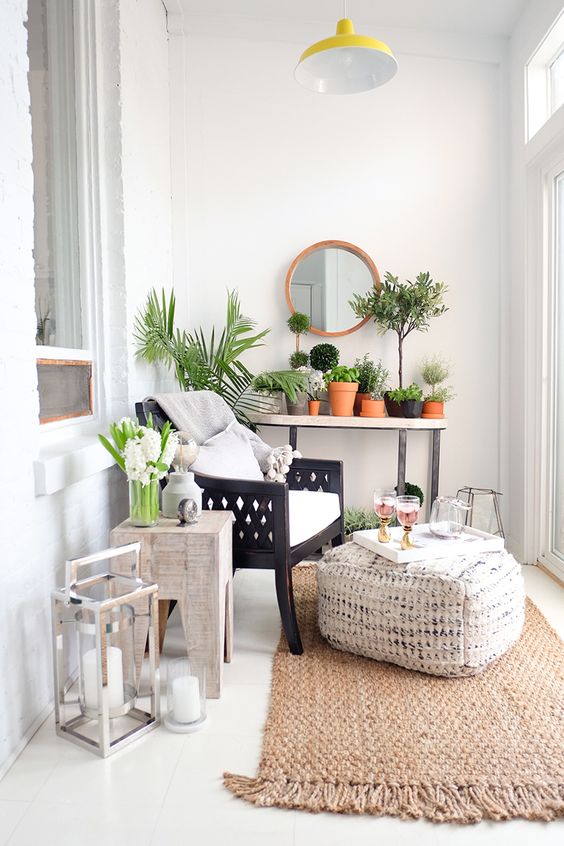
[384, 393, 404, 417]
[328, 381, 359, 417]
[401, 399, 423, 418]
[308, 399, 321, 416]
[353, 392, 371, 416]
[360, 398, 386, 418]
[422, 400, 445, 419]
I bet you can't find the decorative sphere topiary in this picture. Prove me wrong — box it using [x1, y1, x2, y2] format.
[289, 350, 309, 369]
[309, 343, 340, 373]
[287, 312, 311, 335]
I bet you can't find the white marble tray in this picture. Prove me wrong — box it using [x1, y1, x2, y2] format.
[352, 523, 505, 564]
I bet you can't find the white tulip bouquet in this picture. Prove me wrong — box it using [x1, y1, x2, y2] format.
[99, 415, 179, 526]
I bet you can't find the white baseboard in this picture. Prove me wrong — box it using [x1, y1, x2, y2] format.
[0, 701, 54, 782]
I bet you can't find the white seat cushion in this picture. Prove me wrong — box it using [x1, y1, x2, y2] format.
[289, 490, 341, 548]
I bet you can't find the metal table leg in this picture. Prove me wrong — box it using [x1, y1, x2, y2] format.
[430, 430, 441, 504]
[397, 429, 407, 495]
[289, 426, 298, 451]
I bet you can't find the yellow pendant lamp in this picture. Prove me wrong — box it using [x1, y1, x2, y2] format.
[294, 4, 397, 95]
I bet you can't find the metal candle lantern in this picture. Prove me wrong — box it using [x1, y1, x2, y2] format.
[51, 542, 160, 757]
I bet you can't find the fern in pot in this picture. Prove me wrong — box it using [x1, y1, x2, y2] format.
[251, 370, 308, 415]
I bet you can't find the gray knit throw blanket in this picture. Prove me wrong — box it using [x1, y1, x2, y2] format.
[148, 391, 276, 474]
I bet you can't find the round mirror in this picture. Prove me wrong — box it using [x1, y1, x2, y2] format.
[285, 240, 380, 337]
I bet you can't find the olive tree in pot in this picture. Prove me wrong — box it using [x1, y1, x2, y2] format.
[421, 355, 455, 418]
[324, 365, 360, 417]
[350, 272, 448, 412]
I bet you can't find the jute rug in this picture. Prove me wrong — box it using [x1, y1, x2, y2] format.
[224, 565, 564, 823]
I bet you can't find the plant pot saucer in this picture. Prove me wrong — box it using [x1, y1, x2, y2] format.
[421, 412, 445, 419]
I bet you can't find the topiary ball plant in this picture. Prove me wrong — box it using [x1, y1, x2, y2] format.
[290, 350, 309, 370]
[309, 342, 339, 373]
[287, 312, 310, 352]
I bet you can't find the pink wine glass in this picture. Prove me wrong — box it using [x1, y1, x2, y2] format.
[373, 490, 396, 543]
[396, 495, 420, 550]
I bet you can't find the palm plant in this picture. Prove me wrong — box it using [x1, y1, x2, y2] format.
[134, 288, 270, 425]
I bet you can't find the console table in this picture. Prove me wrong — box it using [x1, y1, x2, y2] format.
[248, 413, 448, 505]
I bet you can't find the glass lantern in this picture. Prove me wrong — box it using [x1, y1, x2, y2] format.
[165, 655, 207, 733]
[51, 542, 160, 757]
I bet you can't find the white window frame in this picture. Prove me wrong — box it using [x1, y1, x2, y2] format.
[524, 139, 564, 585]
[34, 0, 104, 440]
[526, 8, 564, 140]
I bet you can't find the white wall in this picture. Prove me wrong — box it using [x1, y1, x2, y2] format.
[170, 17, 505, 517]
[0, 0, 173, 776]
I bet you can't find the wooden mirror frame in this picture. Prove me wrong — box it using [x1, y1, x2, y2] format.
[284, 240, 381, 337]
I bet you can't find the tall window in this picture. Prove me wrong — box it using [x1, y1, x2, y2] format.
[27, 0, 95, 425]
[550, 173, 564, 563]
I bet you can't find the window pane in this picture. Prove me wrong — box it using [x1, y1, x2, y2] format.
[550, 50, 564, 115]
[27, 0, 82, 349]
[37, 360, 92, 423]
[553, 174, 564, 559]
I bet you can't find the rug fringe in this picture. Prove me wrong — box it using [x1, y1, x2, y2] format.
[223, 773, 564, 823]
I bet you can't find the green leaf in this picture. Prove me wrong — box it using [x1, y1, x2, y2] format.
[98, 434, 125, 471]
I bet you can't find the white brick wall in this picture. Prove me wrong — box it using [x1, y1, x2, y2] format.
[0, 0, 172, 775]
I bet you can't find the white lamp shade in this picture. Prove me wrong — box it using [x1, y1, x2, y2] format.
[295, 18, 398, 95]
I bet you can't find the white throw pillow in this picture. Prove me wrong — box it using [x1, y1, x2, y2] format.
[191, 421, 263, 481]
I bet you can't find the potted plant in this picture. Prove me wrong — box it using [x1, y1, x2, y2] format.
[350, 271, 448, 388]
[252, 370, 309, 415]
[307, 370, 325, 416]
[421, 355, 455, 418]
[324, 365, 360, 417]
[287, 312, 310, 354]
[309, 343, 339, 414]
[395, 481, 424, 506]
[289, 350, 309, 370]
[386, 383, 423, 418]
[354, 355, 389, 416]
[309, 342, 339, 373]
[344, 506, 379, 542]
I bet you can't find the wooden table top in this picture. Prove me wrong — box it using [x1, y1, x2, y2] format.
[112, 512, 233, 536]
[248, 413, 448, 431]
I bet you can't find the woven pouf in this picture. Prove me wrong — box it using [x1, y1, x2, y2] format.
[316, 543, 525, 676]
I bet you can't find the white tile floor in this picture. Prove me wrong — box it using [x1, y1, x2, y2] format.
[0, 564, 562, 845]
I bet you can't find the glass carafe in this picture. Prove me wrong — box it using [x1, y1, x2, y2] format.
[429, 496, 471, 539]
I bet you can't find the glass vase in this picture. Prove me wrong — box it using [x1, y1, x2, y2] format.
[129, 479, 159, 527]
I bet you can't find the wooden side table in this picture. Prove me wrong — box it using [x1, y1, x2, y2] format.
[110, 512, 233, 699]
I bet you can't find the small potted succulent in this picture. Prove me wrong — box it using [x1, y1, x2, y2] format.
[324, 365, 360, 417]
[421, 355, 455, 418]
[354, 355, 389, 417]
[386, 383, 423, 418]
[307, 370, 325, 416]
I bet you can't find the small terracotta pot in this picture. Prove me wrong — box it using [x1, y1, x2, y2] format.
[328, 382, 359, 417]
[360, 398, 386, 418]
[422, 400, 445, 419]
[308, 400, 321, 416]
[353, 392, 371, 416]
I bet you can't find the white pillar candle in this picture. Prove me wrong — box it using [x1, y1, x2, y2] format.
[82, 647, 124, 711]
[172, 675, 200, 723]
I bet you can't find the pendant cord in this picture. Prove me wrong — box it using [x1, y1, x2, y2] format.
[343, 0, 348, 18]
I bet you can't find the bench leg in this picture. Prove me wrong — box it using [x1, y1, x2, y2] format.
[275, 559, 303, 655]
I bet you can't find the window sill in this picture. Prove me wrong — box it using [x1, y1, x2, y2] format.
[34, 436, 115, 496]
